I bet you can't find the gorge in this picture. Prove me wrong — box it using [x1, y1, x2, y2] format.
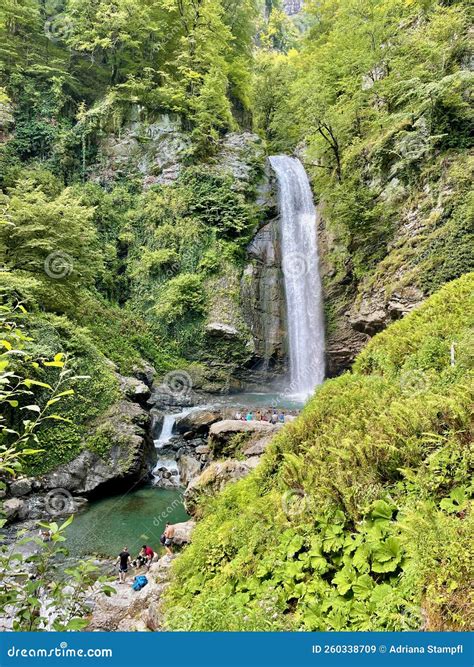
[0, 0, 472, 635]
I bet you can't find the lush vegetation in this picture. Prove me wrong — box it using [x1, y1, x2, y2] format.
[0, 305, 114, 630]
[253, 0, 473, 323]
[164, 274, 474, 631]
[0, 0, 472, 632]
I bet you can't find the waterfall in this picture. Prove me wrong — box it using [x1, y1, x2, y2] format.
[269, 155, 325, 396]
[155, 414, 177, 448]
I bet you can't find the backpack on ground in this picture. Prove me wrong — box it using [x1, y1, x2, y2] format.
[132, 575, 148, 591]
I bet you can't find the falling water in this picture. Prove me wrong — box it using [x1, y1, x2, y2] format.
[269, 155, 325, 397]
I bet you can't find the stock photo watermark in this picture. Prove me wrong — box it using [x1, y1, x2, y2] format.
[44, 251, 74, 280]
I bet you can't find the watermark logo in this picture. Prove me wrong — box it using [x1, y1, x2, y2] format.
[44, 488, 74, 516]
[162, 370, 193, 398]
[282, 252, 308, 279]
[281, 489, 311, 517]
[44, 14, 74, 42]
[399, 368, 429, 396]
[44, 251, 73, 279]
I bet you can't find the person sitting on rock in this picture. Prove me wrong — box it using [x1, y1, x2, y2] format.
[256, 410, 262, 421]
[278, 412, 285, 423]
[235, 411, 242, 420]
[246, 411, 253, 421]
[143, 544, 154, 569]
[132, 547, 147, 569]
[270, 411, 278, 424]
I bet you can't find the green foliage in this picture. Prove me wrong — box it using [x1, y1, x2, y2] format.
[0, 307, 115, 631]
[0, 515, 114, 630]
[164, 275, 474, 631]
[253, 0, 473, 284]
[154, 274, 206, 326]
[0, 304, 85, 481]
[0, 172, 103, 311]
[21, 313, 120, 474]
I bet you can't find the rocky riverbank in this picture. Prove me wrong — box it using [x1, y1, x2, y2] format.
[86, 408, 291, 631]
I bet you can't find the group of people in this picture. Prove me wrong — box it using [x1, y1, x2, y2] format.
[235, 409, 286, 424]
[114, 523, 175, 583]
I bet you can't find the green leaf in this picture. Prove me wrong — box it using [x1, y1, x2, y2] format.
[370, 500, 394, 521]
[352, 574, 374, 598]
[332, 565, 356, 595]
[59, 515, 74, 531]
[372, 537, 402, 573]
[23, 379, 52, 390]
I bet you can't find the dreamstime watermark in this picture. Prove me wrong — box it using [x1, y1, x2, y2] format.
[281, 488, 313, 518]
[7, 642, 112, 659]
[399, 368, 429, 396]
[44, 14, 75, 42]
[161, 370, 193, 398]
[282, 252, 309, 279]
[44, 488, 74, 516]
[44, 251, 73, 279]
[152, 495, 185, 527]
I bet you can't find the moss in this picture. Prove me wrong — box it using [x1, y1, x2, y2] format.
[22, 313, 121, 475]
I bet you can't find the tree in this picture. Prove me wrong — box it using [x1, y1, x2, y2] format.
[0, 171, 103, 310]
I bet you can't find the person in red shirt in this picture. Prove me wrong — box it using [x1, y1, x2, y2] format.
[143, 544, 154, 569]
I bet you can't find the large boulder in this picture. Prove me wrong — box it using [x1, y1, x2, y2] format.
[174, 410, 222, 437]
[40, 401, 156, 496]
[349, 285, 424, 335]
[184, 460, 255, 515]
[209, 420, 282, 457]
[117, 375, 151, 406]
[242, 434, 274, 457]
[3, 498, 25, 522]
[8, 477, 34, 497]
[177, 455, 202, 486]
[170, 520, 196, 546]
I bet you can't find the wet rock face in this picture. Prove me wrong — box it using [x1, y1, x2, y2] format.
[241, 220, 287, 379]
[349, 285, 424, 335]
[90, 112, 190, 188]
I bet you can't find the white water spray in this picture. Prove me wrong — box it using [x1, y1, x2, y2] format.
[269, 155, 325, 396]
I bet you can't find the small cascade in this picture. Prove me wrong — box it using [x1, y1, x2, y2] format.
[154, 414, 177, 448]
[152, 406, 209, 486]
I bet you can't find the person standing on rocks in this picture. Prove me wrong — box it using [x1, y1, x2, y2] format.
[162, 523, 175, 556]
[116, 547, 131, 583]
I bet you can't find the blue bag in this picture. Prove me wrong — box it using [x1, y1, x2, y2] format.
[132, 574, 148, 591]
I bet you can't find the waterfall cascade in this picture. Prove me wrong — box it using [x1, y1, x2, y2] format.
[269, 155, 325, 397]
